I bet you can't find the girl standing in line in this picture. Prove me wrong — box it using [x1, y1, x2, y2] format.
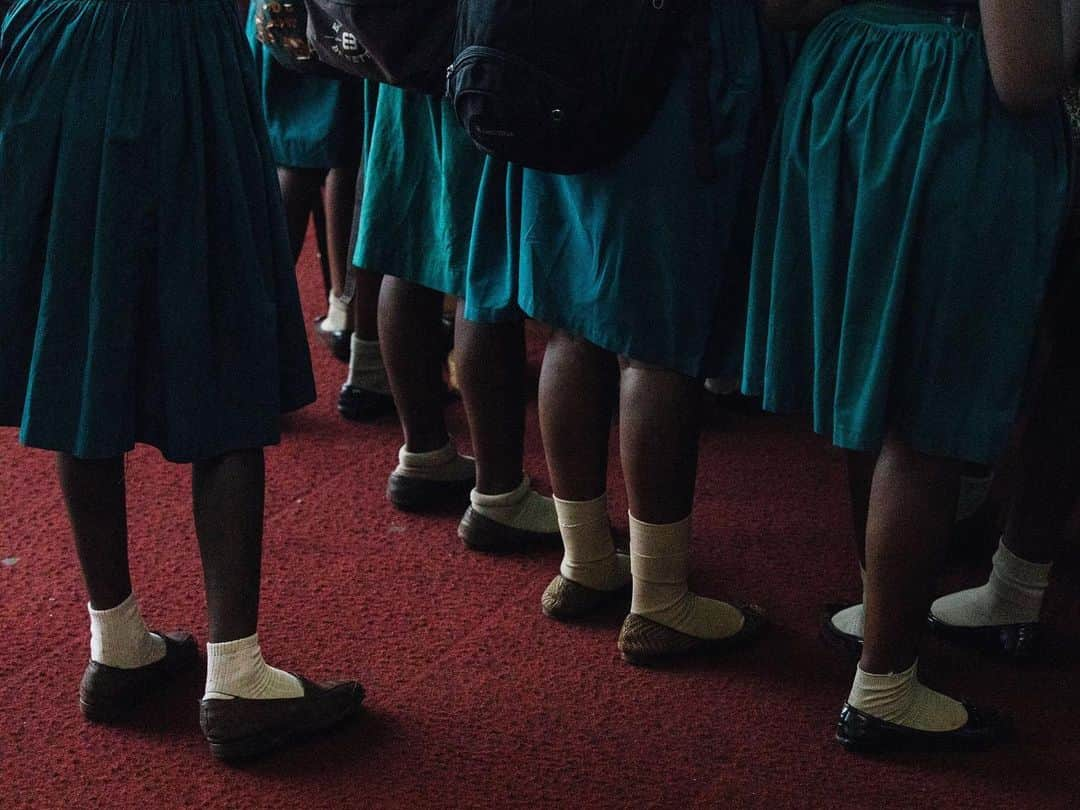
[1, 0, 362, 760]
[353, 86, 560, 551]
[746, 0, 1074, 750]
[518, 1, 784, 661]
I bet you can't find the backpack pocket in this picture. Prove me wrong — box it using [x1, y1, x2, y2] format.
[448, 45, 594, 173]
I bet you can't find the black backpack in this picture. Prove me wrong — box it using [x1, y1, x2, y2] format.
[447, 0, 711, 176]
[303, 0, 455, 95]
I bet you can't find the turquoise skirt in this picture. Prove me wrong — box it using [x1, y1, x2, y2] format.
[245, 3, 366, 169]
[0, 0, 316, 462]
[517, 0, 777, 379]
[742, 2, 1068, 464]
[353, 85, 521, 323]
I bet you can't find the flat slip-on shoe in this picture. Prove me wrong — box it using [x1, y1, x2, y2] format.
[836, 701, 1011, 754]
[200, 676, 365, 762]
[618, 605, 767, 666]
[927, 613, 1041, 659]
[541, 574, 631, 621]
[79, 631, 199, 723]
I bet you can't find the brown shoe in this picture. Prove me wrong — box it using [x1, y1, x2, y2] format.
[200, 676, 365, 761]
[458, 506, 562, 552]
[79, 631, 199, 723]
[541, 574, 630, 621]
[617, 605, 768, 666]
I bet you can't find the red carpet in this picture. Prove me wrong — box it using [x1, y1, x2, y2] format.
[2, 240, 1079, 809]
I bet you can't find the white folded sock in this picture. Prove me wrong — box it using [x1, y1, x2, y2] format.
[848, 660, 968, 732]
[88, 593, 166, 670]
[931, 539, 1051, 627]
[554, 493, 630, 591]
[319, 291, 350, 334]
[629, 514, 744, 640]
[346, 335, 390, 395]
[204, 633, 304, 701]
[393, 442, 475, 482]
[830, 567, 866, 638]
[470, 476, 559, 535]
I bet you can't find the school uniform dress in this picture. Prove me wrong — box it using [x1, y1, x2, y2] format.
[742, 1, 1068, 465]
[516, 0, 779, 380]
[245, 2, 367, 169]
[0, 0, 316, 463]
[352, 86, 521, 324]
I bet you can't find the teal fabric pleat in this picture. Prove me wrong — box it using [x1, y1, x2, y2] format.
[353, 85, 520, 323]
[742, 2, 1068, 464]
[244, 3, 366, 169]
[517, 0, 776, 379]
[0, 0, 316, 462]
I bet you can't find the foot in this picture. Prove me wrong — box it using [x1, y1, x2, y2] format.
[836, 702, 1010, 753]
[928, 541, 1048, 659]
[338, 383, 395, 422]
[79, 631, 199, 723]
[927, 613, 1041, 659]
[458, 477, 561, 552]
[386, 444, 476, 512]
[822, 602, 864, 658]
[200, 675, 364, 761]
[617, 604, 767, 665]
[315, 321, 352, 363]
[541, 567, 631, 621]
[315, 292, 352, 363]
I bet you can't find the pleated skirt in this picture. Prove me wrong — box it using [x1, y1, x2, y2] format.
[245, 2, 367, 169]
[517, 0, 776, 379]
[742, 2, 1068, 464]
[352, 85, 521, 323]
[0, 0, 316, 462]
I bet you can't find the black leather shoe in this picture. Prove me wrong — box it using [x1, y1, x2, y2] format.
[201, 676, 364, 762]
[79, 631, 199, 723]
[315, 319, 351, 363]
[386, 473, 475, 512]
[927, 613, 1041, 659]
[338, 383, 395, 422]
[457, 506, 562, 553]
[822, 602, 864, 659]
[836, 701, 1011, 753]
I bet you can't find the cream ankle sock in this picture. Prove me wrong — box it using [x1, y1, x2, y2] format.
[346, 335, 390, 395]
[931, 539, 1051, 627]
[555, 493, 630, 591]
[319, 291, 350, 334]
[629, 514, 744, 640]
[393, 443, 475, 482]
[470, 476, 559, 534]
[831, 567, 866, 638]
[847, 661, 968, 732]
[204, 633, 304, 701]
[88, 593, 166, 669]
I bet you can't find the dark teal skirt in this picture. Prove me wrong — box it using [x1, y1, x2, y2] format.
[0, 0, 316, 462]
[517, 0, 777, 379]
[352, 85, 521, 323]
[742, 2, 1069, 464]
[245, 3, 366, 169]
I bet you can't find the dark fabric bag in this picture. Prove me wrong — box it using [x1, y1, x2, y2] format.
[447, 0, 700, 175]
[304, 0, 455, 95]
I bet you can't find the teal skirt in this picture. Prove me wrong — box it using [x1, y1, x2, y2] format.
[0, 0, 316, 462]
[742, 2, 1069, 464]
[353, 85, 521, 323]
[245, 3, 366, 169]
[517, 0, 777, 379]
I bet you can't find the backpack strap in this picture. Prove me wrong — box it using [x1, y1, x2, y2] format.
[688, 0, 717, 181]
